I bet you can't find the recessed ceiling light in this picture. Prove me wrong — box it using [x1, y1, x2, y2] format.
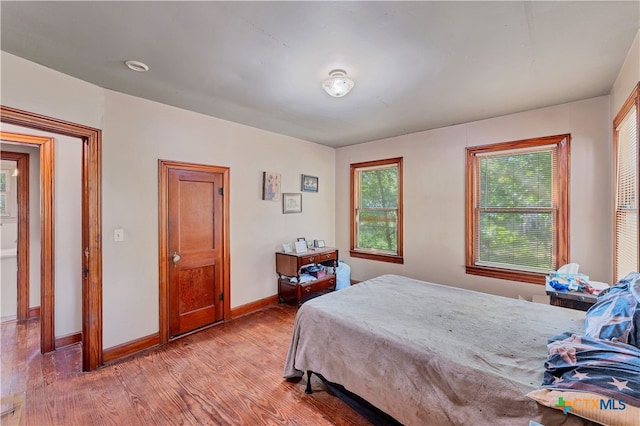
[125, 60, 149, 72]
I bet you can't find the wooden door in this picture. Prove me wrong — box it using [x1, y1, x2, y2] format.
[168, 168, 224, 337]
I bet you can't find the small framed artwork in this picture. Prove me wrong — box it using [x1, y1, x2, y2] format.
[282, 243, 293, 253]
[262, 171, 281, 201]
[0, 171, 8, 192]
[301, 175, 318, 192]
[314, 239, 325, 248]
[0, 193, 7, 216]
[283, 193, 302, 214]
[294, 240, 307, 253]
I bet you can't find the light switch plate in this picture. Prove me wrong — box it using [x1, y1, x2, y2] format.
[114, 228, 124, 242]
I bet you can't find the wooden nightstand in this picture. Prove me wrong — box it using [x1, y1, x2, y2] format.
[546, 290, 598, 311]
[276, 248, 338, 304]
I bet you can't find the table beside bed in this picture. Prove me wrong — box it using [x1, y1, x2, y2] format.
[546, 289, 597, 311]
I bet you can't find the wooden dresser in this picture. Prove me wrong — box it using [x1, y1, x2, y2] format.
[276, 248, 338, 304]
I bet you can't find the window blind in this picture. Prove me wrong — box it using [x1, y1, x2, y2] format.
[475, 147, 557, 272]
[615, 103, 638, 281]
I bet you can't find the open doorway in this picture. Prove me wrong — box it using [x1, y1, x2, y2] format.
[0, 151, 31, 322]
[2, 131, 84, 353]
[0, 106, 103, 372]
[1, 132, 55, 354]
[0, 159, 20, 320]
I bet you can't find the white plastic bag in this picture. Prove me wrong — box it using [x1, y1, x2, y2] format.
[336, 260, 351, 290]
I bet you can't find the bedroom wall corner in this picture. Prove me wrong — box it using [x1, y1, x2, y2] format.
[335, 96, 611, 301]
[610, 30, 640, 116]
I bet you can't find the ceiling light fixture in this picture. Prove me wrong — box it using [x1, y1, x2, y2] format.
[322, 69, 354, 98]
[125, 60, 149, 72]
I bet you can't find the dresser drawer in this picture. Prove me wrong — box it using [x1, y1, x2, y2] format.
[300, 277, 336, 295]
[301, 251, 337, 265]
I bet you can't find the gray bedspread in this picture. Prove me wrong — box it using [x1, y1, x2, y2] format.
[283, 274, 588, 425]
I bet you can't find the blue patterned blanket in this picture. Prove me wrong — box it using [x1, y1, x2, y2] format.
[542, 332, 640, 407]
[541, 272, 640, 408]
[585, 272, 640, 347]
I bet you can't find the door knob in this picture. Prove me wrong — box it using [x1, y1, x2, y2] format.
[172, 252, 181, 268]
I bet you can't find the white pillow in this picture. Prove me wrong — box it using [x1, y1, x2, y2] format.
[527, 389, 639, 426]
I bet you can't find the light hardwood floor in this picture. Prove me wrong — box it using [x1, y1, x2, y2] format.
[1, 305, 370, 425]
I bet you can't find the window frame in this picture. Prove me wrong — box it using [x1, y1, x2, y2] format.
[613, 83, 640, 283]
[465, 135, 570, 285]
[350, 157, 404, 264]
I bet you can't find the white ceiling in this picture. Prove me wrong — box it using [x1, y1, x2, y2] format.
[1, 1, 638, 148]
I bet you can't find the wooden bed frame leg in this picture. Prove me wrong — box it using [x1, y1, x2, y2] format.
[305, 371, 313, 394]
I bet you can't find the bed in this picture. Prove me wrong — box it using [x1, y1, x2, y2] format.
[283, 274, 590, 425]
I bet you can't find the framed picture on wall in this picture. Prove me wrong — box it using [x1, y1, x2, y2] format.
[301, 174, 318, 192]
[0, 193, 7, 216]
[0, 171, 7, 192]
[262, 171, 281, 201]
[283, 193, 302, 214]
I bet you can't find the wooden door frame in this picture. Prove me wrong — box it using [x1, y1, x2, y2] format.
[1, 133, 54, 350]
[158, 160, 230, 344]
[1, 106, 103, 372]
[0, 148, 31, 321]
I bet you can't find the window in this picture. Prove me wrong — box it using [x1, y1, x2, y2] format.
[613, 84, 639, 282]
[350, 157, 403, 264]
[466, 135, 570, 284]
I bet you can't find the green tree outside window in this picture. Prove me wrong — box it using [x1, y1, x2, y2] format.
[351, 157, 403, 264]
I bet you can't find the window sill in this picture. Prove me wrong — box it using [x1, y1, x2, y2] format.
[465, 265, 546, 285]
[350, 250, 404, 264]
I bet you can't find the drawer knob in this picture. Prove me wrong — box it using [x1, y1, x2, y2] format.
[305, 286, 311, 293]
[308, 256, 314, 262]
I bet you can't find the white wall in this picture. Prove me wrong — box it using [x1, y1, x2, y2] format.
[0, 249, 18, 319]
[54, 137, 82, 336]
[611, 30, 640, 116]
[102, 91, 335, 347]
[336, 96, 611, 300]
[1, 51, 335, 349]
[0, 143, 41, 316]
[0, 54, 105, 129]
